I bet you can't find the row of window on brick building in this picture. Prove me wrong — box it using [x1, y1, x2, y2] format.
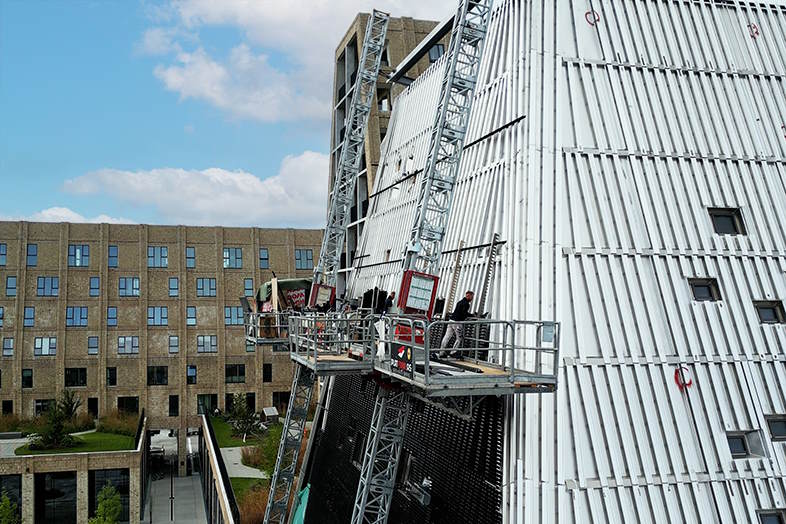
[3, 275, 248, 298]
[0, 243, 314, 270]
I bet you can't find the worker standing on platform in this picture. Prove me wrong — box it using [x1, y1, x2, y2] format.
[439, 290, 474, 357]
[384, 291, 396, 314]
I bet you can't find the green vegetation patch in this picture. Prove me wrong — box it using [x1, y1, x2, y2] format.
[15, 431, 135, 456]
[210, 416, 263, 448]
[230, 477, 268, 503]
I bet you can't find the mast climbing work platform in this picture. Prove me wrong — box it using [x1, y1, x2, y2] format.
[248, 1, 559, 523]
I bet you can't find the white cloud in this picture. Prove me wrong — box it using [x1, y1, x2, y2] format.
[154, 45, 328, 121]
[144, 1, 456, 122]
[137, 27, 184, 55]
[1, 207, 134, 225]
[63, 151, 329, 228]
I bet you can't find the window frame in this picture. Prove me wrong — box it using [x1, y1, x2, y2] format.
[186, 306, 197, 326]
[223, 247, 243, 269]
[766, 416, 786, 442]
[197, 334, 218, 353]
[21, 369, 32, 389]
[754, 301, 786, 324]
[196, 278, 217, 297]
[118, 276, 140, 297]
[225, 364, 246, 384]
[186, 246, 196, 269]
[64, 367, 87, 388]
[108, 245, 118, 268]
[263, 363, 272, 383]
[5, 276, 16, 297]
[26, 244, 37, 267]
[244, 278, 254, 297]
[2, 338, 14, 357]
[67, 244, 90, 267]
[169, 395, 179, 417]
[66, 306, 88, 327]
[259, 248, 269, 269]
[89, 276, 100, 297]
[117, 336, 139, 355]
[708, 207, 746, 235]
[0, 243, 5, 266]
[147, 246, 169, 268]
[87, 336, 99, 355]
[169, 277, 179, 297]
[147, 366, 169, 386]
[23, 307, 35, 327]
[169, 335, 179, 354]
[224, 306, 244, 326]
[187, 365, 197, 385]
[36, 276, 59, 297]
[294, 249, 313, 270]
[33, 337, 56, 356]
[106, 367, 117, 386]
[147, 306, 168, 326]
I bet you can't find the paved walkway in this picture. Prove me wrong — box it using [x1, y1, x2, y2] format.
[220, 447, 268, 479]
[143, 475, 207, 523]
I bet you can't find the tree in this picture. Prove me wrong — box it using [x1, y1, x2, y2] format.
[87, 483, 122, 524]
[57, 389, 83, 421]
[228, 392, 258, 442]
[0, 490, 19, 524]
[29, 403, 74, 450]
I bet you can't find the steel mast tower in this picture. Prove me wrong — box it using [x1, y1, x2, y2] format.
[262, 11, 390, 524]
[351, 1, 493, 523]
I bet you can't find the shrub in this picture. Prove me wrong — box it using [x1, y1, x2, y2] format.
[58, 389, 82, 421]
[0, 489, 19, 524]
[240, 446, 263, 470]
[87, 483, 122, 524]
[28, 406, 75, 451]
[97, 411, 137, 437]
[66, 412, 95, 433]
[239, 484, 269, 524]
[0, 415, 20, 433]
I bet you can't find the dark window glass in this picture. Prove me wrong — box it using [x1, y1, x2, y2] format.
[26, 244, 37, 266]
[117, 396, 139, 414]
[64, 368, 87, 387]
[244, 278, 254, 297]
[760, 513, 785, 524]
[106, 367, 117, 386]
[1, 401, 12, 415]
[88, 469, 129, 522]
[187, 306, 196, 326]
[246, 393, 255, 413]
[108, 245, 118, 268]
[0, 475, 21, 521]
[35, 471, 76, 524]
[0, 307, 3, 328]
[259, 248, 269, 269]
[0, 244, 6, 266]
[147, 366, 168, 386]
[428, 43, 445, 62]
[225, 364, 246, 384]
[22, 369, 32, 389]
[708, 207, 746, 235]
[169, 277, 179, 297]
[755, 301, 786, 324]
[197, 394, 217, 415]
[767, 417, 786, 441]
[728, 434, 749, 458]
[263, 363, 272, 383]
[169, 395, 179, 417]
[187, 365, 197, 385]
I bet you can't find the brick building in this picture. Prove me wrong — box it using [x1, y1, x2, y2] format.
[0, 221, 321, 437]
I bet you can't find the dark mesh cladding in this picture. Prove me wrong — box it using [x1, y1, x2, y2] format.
[305, 375, 504, 524]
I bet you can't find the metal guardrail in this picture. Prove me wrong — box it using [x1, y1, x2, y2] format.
[199, 415, 239, 524]
[374, 316, 560, 395]
[245, 312, 291, 343]
[288, 312, 379, 373]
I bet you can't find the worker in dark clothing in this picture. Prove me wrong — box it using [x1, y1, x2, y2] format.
[439, 290, 474, 357]
[384, 292, 396, 314]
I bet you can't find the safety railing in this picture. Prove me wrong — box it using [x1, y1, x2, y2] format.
[245, 311, 291, 343]
[288, 312, 379, 374]
[374, 316, 560, 395]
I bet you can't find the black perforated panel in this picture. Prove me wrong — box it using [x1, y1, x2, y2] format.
[305, 375, 503, 524]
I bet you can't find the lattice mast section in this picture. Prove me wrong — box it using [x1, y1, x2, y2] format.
[403, 0, 492, 275]
[314, 11, 390, 288]
[263, 366, 315, 524]
[352, 3, 493, 524]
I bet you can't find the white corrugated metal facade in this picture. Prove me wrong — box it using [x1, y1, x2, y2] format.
[346, 0, 786, 521]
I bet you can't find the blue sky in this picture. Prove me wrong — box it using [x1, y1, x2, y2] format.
[0, 0, 452, 227]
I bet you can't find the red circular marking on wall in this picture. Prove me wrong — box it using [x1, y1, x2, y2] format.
[585, 10, 600, 26]
[675, 366, 693, 391]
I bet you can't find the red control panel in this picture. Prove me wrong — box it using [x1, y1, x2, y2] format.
[397, 270, 439, 319]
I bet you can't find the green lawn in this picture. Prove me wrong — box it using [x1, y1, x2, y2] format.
[210, 416, 265, 448]
[258, 423, 283, 474]
[15, 431, 135, 455]
[230, 477, 268, 502]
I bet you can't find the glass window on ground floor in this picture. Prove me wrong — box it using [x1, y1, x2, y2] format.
[35, 471, 77, 524]
[197, 394, 217, 415]
[88, 468, 130, 523]
[0, 475, 21, 522]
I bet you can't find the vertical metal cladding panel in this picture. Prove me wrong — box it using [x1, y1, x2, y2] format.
[340, 0, 786, 522]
